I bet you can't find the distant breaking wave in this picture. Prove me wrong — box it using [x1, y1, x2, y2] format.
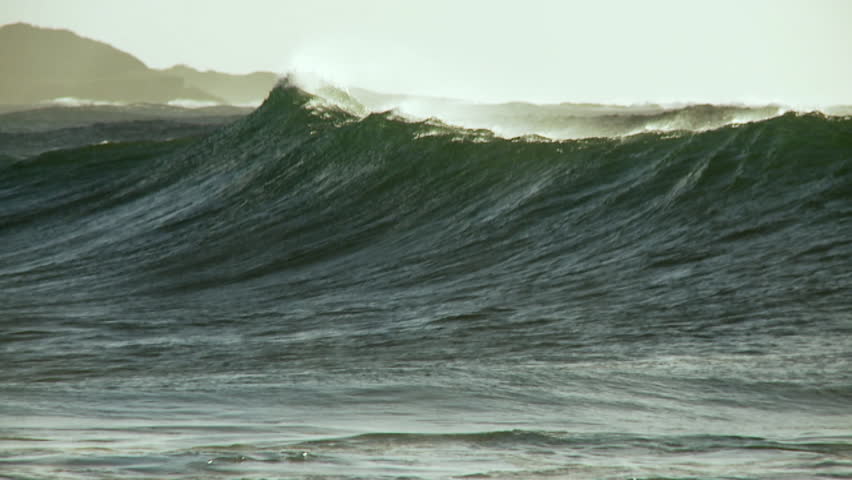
[41, 96, 130, 107]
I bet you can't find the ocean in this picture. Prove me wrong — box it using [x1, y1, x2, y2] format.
[1, 79, 850, 480]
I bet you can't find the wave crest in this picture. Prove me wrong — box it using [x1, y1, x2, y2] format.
[281, 74, 848, 140]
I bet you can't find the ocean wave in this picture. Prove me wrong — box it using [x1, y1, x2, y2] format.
[2, 79, 849, 345]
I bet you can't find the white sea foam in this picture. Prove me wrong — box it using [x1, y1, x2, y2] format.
[43, 97, 126, 107]
[166, 99, 223, 109]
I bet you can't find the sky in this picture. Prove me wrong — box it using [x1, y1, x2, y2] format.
[1, 0, 851, 106]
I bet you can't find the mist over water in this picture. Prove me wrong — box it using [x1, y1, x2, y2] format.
[1, 78, 851, 479]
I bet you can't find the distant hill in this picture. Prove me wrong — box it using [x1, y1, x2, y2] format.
[0, 23, 278, 106]
[161, 65, 278, 106]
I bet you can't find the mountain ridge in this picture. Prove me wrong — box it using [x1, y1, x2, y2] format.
[0, 23, 278, 106]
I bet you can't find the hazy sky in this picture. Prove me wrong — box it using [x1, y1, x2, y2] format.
[2, 0, 850, 105]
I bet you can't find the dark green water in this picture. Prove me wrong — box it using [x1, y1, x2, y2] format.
[1, 81, 851, 479]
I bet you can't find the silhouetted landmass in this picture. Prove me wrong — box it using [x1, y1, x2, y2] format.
[0, 23, 278, 105]
[161, 65, 278, 105]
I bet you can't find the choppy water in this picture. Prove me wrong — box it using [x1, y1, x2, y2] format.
[1, 80, 851, 479]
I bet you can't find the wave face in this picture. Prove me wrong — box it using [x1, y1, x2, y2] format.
[2, 80, 851, 480]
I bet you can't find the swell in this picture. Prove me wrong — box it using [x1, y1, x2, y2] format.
[0, 120, 232, 158]
[131, 82, 851, 296]
[290, 430, 852, 456]
[1, 80, 850, 367]
[5, 427, 850, 480]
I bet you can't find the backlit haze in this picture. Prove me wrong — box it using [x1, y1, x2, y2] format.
[2, 0, 851, 106]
